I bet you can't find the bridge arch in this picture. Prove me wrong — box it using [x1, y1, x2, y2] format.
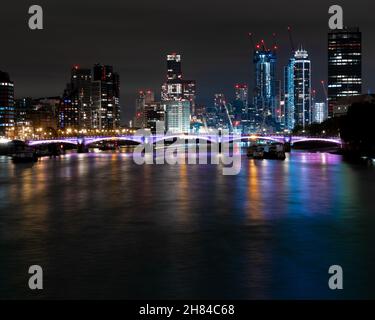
[154, 135, 215, 143]
[226, 135, 284, 144]
[291, 138, 342, 145]
[28, 139, 78, 146]
[84, 136, 142, 146]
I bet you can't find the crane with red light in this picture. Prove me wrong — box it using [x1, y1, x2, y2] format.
[287, 26, 295, 54]
[321, 80, 329, 103]
[248, 32, 256, 50]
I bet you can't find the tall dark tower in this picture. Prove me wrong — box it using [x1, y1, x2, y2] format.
[293, 49, 311, 129]
[253, 43, 277, 131]
[167, 53, 182, 81]
[71, 66, 92, 129]
[161, 53, 196, 117]
[92, 64, 121, 130]
[328, 27, 362, 117]
[0, 71, 15, 136]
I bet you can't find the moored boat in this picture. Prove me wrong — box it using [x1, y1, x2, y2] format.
[12, 151, 38, 163]
[247, 143, 286, 160]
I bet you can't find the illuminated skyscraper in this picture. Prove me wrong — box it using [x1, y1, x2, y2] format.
[293, 49, 311, 129]
[253, 44, 277, 130]
[182, 80, 196, 115]
[235, 84, 248, 108]
[162, 53, 184, 101]
[60, 66, 92, 129]
[92, 64, 121, 129]
[284, 58, 295, 131]
[59, 90, 79, 129]
[167, 53, 182, 81]
[134, 90, 154, 128]
[15, 97, 33, 127]
[0, 71, 14, 136]
[164, 100, 190, 134]
[70, 66, 92, 129]
[214, 93, 231, 130]
[161, 53, 195, 115]
[233, 84, 249, 132]
[328, 27, 362, 117]
[312, 102, 328, 124]
[144, 102, 165, 133]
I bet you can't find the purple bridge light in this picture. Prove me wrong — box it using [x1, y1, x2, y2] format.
[26, 134, 342, 147]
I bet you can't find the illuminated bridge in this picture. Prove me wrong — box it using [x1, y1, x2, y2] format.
[26, 134, 343, 147]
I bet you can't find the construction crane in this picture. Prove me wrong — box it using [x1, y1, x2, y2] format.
[272, 32, 278, 51]
[248, 32, 256, 50]
[321, 80, 329, 102]
[287, 26, 295, 53]
[223, 102, 234, 132]
[260, 39, 267, 51]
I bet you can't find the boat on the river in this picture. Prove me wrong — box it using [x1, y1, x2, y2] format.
[247, 143, 286, 160]
[11, 150, 38, 163]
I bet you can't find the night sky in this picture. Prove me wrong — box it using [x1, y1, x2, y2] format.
[1, 0, 374, 123]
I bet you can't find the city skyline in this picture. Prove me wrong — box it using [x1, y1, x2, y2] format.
[2, 1, 375, 303]
[1, 0, 374, 123]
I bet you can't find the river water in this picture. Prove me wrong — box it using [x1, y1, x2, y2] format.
[0, 150, 375, 299]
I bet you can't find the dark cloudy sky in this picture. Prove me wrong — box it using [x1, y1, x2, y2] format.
[1, 0, 374, 123]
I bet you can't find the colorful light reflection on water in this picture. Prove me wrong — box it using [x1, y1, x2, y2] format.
[0, 150, 375, 299]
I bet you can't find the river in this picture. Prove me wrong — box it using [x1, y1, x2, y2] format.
[0, 150, 375, 299]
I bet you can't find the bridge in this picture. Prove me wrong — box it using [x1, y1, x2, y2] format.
[26, 134, 342, 147]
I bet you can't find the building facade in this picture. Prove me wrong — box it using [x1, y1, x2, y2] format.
[70, 66, 92, 129]
[293, 49, 311, 129]
[93, 64, 121, 130]
[144, 102, 165, 133]
[253, 46, 277, 131]
[164, 100, 190, 134]
[328, 27, 362, 117]
[311, 102, 328, 124]
[0, 71, 15, 137]
[161, 53, 195, 117]
[134, 90, 154, 128]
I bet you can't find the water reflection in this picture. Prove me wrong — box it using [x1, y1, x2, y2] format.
[0, 151, 375, 299]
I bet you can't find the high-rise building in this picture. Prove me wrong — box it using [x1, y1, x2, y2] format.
[253, 44, 277, 130]
[161, 53, 196, 115]
[328, 27, 362, 117]
[203, 95, 220, 129]
[167, 53, 182, 81]
[0, 71, 15, 136]
[293, 49, 311, 129]
[214, 93, 231, 130]
[233, 84, 249, 132]
[274, 80, 283, 128]
[91, 80, 102, 129]
[15, 97, 33, 127]
[312, 102, 328, 124]
[234, 84, 248, 109]
[164, 100, 190, 134]
[59, 89, 79, 129]
[134, 90, 154, 128]
[70, 66, 92, 129]
[144, 102, 165, 133]
[162, 53, 183, 101]
[92, 64, 121, 130]
[214, 93, 226, 111]
[182, 80, 196, 114]
[134, 91, 146, 128]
